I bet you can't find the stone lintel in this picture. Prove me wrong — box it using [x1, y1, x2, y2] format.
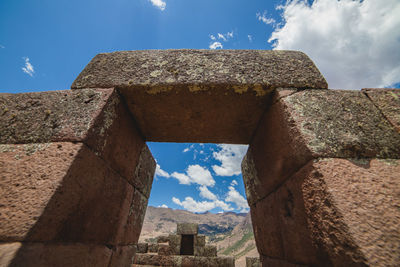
[71, 49, 327, 143]
[177, 223, 198, 235]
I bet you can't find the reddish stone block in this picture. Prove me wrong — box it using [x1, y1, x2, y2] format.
[362, 88, 400, 133]
[0, 142, 144, 245]
[109, 245, 136, 267]
[0, 242, 112, 267]
[260, 255, 305, 267]
[158, 244, 173, 256]
[0, 89, 151, 186]
[245, 89, 400, 204]
[302, 158, 400, 267]
[132, 145, 156, 198]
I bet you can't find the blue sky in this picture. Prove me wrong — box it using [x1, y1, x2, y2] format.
[1, 0, 399, 213]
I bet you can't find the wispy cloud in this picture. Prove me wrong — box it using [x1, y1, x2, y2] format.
[209, 41, 223, 49]
[22, 57, 35, 77]
[256, 11, 276, 25]
[172, 196, 233, 213]
[225, 185, 249, 213]
[149, 0, 166, 11]
[158, 164, 215, 187]
[247, 35, 253, 42]
[158, 204, 168, 208]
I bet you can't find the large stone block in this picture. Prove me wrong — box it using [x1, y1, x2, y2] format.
[137, 243, 148, 253]
[252, 158, 400, 266]
[0, 242, 112, 267]
[177, 223, 198, 235]
[168, 234, 181, 255]
[244, 89, 400, 204]
[0, 89, 151, 189]
[109, 245, 136, 267]
[246, 257, 260, 267]
[71, 50, 327, 143]
[0, 142, 144, 245]
[362, 88, 400, 133]
[194, 235, 205, 247]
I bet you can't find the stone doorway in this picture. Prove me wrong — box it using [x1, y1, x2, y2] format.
[1, 50, 399, 267]
[179, 235, 194, 255]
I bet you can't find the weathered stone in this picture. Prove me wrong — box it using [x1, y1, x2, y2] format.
[260, 255, 306, 267]
[137, 243, 148, 253]
[0, 89, 151, 191]
[246, 257, 260, 267]
[133, 145, 156, 198]
[157, 235, 170, 243]
[168, 234, 181, 255]
[133, 254, 234, 267]
[158, 244, 174, 256]
[251, 158, 400, 266]
[109, 245, 136, 267]
[177, 223, 198, 235]
[362, 88, 400, 133]
[194, 246, 205, 257]
[0, 242, 112, 267]
[302, 158, 400, 267]
[0, 142, 141, 245]
[71, 50, 327, 143]
[245, 89, 400, 204]
[148, 243, 159, 253]
[203, 245, 217, 257]
[194, 235, 205, 247]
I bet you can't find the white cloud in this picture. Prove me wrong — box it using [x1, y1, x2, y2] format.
[169, 165, 215, 186]
[225, 185, 249, 213]
[218, 33, 227, 41]
[158, 204, 168, 208]
[268, 0, 400, 89]
[149, 0, 166, 11]
[22, 57, 34, 77]
[187, 165, 215, 187]
[210, 35, 216, 40]
[172, 196, 233, 213]
[209, 41, 223, 49]
[248, 35, 253, 42]
[156, 164, 170, 178]
[212, 144, 248, 176]
[256, 11, 276, 25]
[171, 171, 192, 185]
[231, 180, 238, 186]
[199, 185, 218, 201]
[183, 148, 189, 153]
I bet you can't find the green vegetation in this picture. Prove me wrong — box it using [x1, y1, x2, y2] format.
[234, 243, 256, 259]
[221, 230, 254, 256]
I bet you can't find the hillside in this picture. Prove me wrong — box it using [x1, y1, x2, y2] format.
[139, 206, 259, 267]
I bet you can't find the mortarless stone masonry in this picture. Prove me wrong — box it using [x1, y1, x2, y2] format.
[1, 50, 399, 266]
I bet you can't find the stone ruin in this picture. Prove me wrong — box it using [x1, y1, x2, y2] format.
[0, 50, 399, 266]
[133, 223, 234, 266]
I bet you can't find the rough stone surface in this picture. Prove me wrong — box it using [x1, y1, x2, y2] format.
[246, 257, 260, 267]
[71, 50, 327, 143]
[72, 50, 327, 91]
[260, 255, 306, 267]
[137, 243, 149, 253]
[251, 158, 400, 266]
[194, 235, 205, 247]
[245, 89, 400, 204]
[203, 245, 218, 257]
[0, 242, 112, 267]
[168, 234, 181, 255]
[148, 243, 159, 253]
[158, 244, 174, 256]
[177, 223, 198, 235]
[0, 88, 149, 187]
[109, 245, 136, 267]
[0, 142, 142, 245]
[133, 145, 156, 198]
[302, 158, 400, 267]
[0, 89, 113, 144]
[133, 253, 234, 267]
[362, 88, 400, 133]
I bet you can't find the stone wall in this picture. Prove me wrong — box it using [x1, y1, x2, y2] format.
[242, 88, 400, 266]
[0, 89, 155, 267]
[1, 50, 399, 266]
